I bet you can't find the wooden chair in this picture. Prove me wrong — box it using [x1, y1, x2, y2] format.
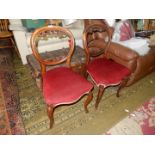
[30, 25, 93, 128]
[83, 23, 131, 109]
[0, 19, 20, 56]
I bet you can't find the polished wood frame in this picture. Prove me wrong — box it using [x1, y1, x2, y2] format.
[0, 19, 19, 57]
[83, 23, 129, 109]
[83, 23, 111, 65]
[30, 25, 93, 128]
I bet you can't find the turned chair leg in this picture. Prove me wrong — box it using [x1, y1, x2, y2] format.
[117, 77, 129, 97]
[47, 105, 54, 128]
[95, 85, 105, 109]
[84, 91, 93, 113]
[10, 37, 20, 58]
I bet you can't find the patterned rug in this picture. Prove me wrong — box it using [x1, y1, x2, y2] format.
[106, 97, 155, 135]
[13, 52, 155, 135]
[0, 49, 25, 135]
[0, 82, 11, 134]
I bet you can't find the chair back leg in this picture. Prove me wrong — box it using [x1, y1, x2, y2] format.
[10, 37, 20, 58]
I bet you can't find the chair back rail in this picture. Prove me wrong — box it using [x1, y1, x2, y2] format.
[0, 19, 9, 32]
[30, 25, 75, 76]
[83, 23, 111, 64]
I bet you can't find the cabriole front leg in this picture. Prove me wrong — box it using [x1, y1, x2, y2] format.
[95, 85, 105, 109]
[84, 91, 93, 113]
[47, 105, 54, 128]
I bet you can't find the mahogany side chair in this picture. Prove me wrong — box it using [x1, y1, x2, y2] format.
[30, 25, 93, 128]
[0, 19, 20, 57]
[83, 23, 131, 109]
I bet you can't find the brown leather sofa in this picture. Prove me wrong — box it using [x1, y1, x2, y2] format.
[84, 19, 155, 86]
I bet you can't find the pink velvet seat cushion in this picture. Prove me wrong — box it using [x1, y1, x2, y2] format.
[87, 58, 131, 87]
[43, 67, 93, 106]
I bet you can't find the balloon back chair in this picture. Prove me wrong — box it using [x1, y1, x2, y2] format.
[83, 23, 131, 109]
[30, 25, 93, 128]
[0, 19, 19, 56]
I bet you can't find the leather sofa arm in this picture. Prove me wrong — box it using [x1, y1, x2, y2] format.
[106, 42, 139, 72]
[85, 39, 139, 72]
[107, 42, 139, 61]
[87, 40, 139, 60]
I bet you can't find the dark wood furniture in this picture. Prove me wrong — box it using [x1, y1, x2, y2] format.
[0, 19, 20, 57]
[30, 25, 93, 128]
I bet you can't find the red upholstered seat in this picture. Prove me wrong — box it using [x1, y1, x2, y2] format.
[87, 58, 131, 87]
[43, 67, 93, 106]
